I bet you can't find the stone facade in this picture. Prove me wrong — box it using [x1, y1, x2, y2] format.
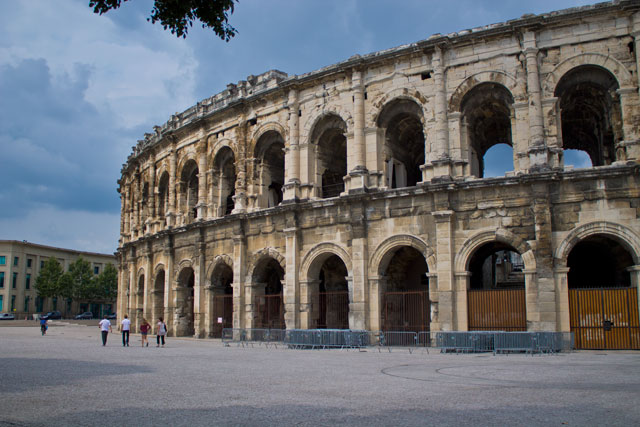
[117, 1, 640, 339]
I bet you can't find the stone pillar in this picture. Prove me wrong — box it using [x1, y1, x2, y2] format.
[299, 279, 319, 329]
[194, 234, 206, 337]
[616, 87, 639, 162]
[196, 149, 207, 220]
[350, 212, 368, 330]
[348, 68, 368, 193]
[232, 228, 246, 330]
[284, 225, 300, 329]
[453, 272, 470, 331]
[433, 209, 454, 330]
[167, 148, 177, 228]
[524, 268, 540, 331]
[553, 267, 570, 333]
[629, 265, 640, 327]
[128, 183, 135, 240]
[283, 88, 300, 202]
[531, 183, 556, 331]
[523, 31, 549, 171]
[427, 273, 440, 332]
[430, 46, 452, 179]
[367, 276, 385, 332]
[122, 185, 130, 243]
[143, 248, 152, 329]
[164, 238, 174, 337]
[127, 258, 136, 325]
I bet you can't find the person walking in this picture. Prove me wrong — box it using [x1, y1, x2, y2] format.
[156, 317, 168, 347]
[139, 318, 151, 347]
[120, 314, 131, 347]
[98, 315, 112, 346]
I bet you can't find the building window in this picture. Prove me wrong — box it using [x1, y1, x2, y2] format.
[11, 295, 16, 311]
[0, 295, 3, 311]
[94, 266, 100, 275]
[0, 272, 4, 288]
[24, 297, 30, 312]
[12, 273, 18, 289]
[27, 258, 32, 268]
[13, 257, 19, 266]
[26, 274, 31, 289]
[36, 296, 44, 312]
[40, 260, 45, 269]
[0, 256, 5, 265]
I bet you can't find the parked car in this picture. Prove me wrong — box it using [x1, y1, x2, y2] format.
[74, 312, 93, 320]
[42, 311, 62, 320]
[0, 313, 15, 320]
[106, 313, 117, 319]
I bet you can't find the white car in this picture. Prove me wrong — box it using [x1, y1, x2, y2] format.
[0, 313, 15, 320]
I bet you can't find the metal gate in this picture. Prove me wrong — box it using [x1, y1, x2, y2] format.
[318, 291, 349, 329]
[382, 291, 430, 332]
[569, 287, 640, 349]
[255, 294, 284, 329]
[467, 288, 526, 331]
[211, 295, 233, 338]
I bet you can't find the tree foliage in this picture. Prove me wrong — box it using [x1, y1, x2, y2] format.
[35, 257, 64, 299]
[95, 264, 119, 300]
[89, 0, 238, 39]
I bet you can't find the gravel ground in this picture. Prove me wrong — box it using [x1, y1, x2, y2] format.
[0, 323, 639, 426]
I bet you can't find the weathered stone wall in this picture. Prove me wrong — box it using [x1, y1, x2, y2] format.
[117, 1, 640, 337]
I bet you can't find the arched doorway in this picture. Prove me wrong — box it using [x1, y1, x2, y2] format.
[567, 235, 639, 349]
[176, 267, 195, 336]
[308, 254, 349, 329]
[467, 242, 526, 331]
[213, 147, 236, 216]
[152, 270, 165, 325]
[135, 274, 144, 329]
[461, 83, 514, 178]
[180, 160, 199, 224]
[210, 263, 233, 338]
[255, 131, 285, 208]
[311, 114, 347, 198]
[377, 99, 425, 188]
[380, 247, 430, 336]
[555, 65, 621, 167]
[253, 257, 285, 329]
[157, 172, 169, 224]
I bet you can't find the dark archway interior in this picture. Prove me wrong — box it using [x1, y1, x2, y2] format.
[180, 160, 199, 222]
[567, 235, 633, 288]
[254, 258, 285, 328]
[254, 258, 284, 295]
[211, 264, 233, 294]
[177, 267, 195, 336]
[317, 255, 349, 329]
[384, 247, 429, 292]
[255, 131, 285, 207]
[555, 65, 620, 167]
[468, 242, 524, 290]
[312, 114, 347, 198]
[378, 100, 425, 188]
[461, 83, 514, 178]
[214, 148, 236, 215]
[157, 172, 169, 218]
[211, 263, 233, 336]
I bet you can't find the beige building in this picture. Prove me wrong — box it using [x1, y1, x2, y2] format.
[118, 1, 640, 349]
[0, 240, 116, 318]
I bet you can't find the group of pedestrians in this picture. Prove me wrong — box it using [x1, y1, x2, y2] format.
[98, 315, 168, 347]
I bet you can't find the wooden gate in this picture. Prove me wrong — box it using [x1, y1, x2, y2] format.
[211, 295, 233, 338]
[569, 287, 640, 349]
[382, 291, 430, 332]
[467, 288, 526, 331]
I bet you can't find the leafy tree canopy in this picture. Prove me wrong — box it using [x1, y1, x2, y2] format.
[95, 264, 119, 300]
[35, 257, 64, 299]
[89, 0, 238, 39]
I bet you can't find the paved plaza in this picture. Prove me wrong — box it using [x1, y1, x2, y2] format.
[0, 322, 639, 426]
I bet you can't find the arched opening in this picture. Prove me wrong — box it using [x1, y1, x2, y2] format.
[157, 172, 169, 221]
[176, 267, 195, 336]
[461, 83, 514, 178]
[482, 143, 514, 177]
[555, 65, 621, 167]
[567, 235, 638, 349]
[141, 182, 150, 231]
[377, 99, 425, 188]
[380, 247, 430, 338]
[255, 131, 285, 208]
[309, 255, 349, 329]
[563, 149, 593, 169]
[467, 242, 526, 331]
[213, 147, 236, 216]
[180, 160, 199, 223]
[210, 263, 233, 338]
[253, 257, 285, 329]
[153, 270, 165, 325]
[311, 114, 347, 198]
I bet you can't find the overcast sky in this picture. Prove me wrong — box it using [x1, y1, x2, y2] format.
[0, 0, 595, 254]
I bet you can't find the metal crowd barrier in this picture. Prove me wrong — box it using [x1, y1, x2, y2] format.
[285, 329, 372, 349]
[436, 331, 573, 354]
[221, 328, 286, 348]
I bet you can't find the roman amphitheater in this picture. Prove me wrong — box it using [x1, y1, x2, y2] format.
[117, 1, 640, 349]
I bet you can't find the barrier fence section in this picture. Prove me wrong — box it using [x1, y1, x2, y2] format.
[437, 331, 573, 354]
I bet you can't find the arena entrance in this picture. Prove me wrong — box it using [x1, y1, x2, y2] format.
[567, 235, 639, 349]
[467, 242, 526, 331]
[210, 263, 233, 338]
[316, 255, 349, 329]
[176, 267, 195, 336]
[380, 247, 430, 337]
[253, 258, 285, 329]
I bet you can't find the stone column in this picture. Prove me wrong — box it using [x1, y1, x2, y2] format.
[194, 233, 206, 337]
[553, 267, 570, 333]
[283, 88, 300, 202]
[348, 68, 368, 193]
[127, 257, 136, 325]
[196, 148, 207, 220]
[122, 185, 130, 243]
[284, 224, 300, 329]
[350, 213, 368, 330]
[299, 279, 319, 329]
[164, 237, 174, 337]
[232, 228, 246, 330]
[367, 276, 385, 332]
[523, 31, 549, 171]
[433, 209, 454, 331]
[616, 87, 639, 162]
[167, 148, 177, 228]
[453, 272, 470, 331]
[531, 183, 556, 331]
[143, 247, 152, 329]
[629, 265, 640, 327]
[430, 46, 452, 179]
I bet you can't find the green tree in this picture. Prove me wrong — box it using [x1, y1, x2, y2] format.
[61, 257, 95, 301]
[89, 0, 238, 39]
[35, 257, 63, 299]
[95, 264, 119, 300]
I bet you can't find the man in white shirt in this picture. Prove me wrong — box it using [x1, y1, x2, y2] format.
[98, 315, 112, 346]
[121, 315, 131, 347]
